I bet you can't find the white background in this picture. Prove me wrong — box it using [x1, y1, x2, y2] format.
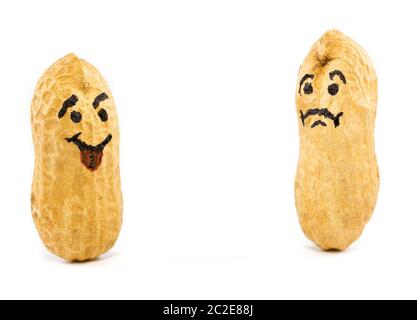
[0, 0, 416, 300]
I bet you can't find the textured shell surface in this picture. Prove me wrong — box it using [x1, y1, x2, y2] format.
[31, 54, 123, 261]
[295, 30, 379, 250]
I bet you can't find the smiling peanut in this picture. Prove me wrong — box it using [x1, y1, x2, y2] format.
[31, 54, 122, 261]
[295, 30, 379, 250]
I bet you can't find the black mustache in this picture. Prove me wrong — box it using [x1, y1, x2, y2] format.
[300, 108, 344, 128]
[65, 132, 113, 152]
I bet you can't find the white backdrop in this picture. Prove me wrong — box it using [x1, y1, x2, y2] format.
[0, 0, 416, 299]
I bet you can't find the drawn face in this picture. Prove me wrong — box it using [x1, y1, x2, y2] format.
[298, 70, 347, 129]
[57, 92, 112, 171]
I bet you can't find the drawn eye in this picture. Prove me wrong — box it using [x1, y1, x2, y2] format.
[98, 109, 108, 122]
[303, 82, 313, 95]
[328, 83, 339, 96]
[70, 111, 82, 123]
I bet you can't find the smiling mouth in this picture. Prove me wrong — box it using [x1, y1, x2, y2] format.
[65, 132, 112, 171]
[300, 108, 344, 128]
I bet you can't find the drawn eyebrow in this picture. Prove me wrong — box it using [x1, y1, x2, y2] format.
[93, 92, 109, 109]
[299, 74, 314, 94]
[329, 70, 347, 84]
[58, 95, 79, 118]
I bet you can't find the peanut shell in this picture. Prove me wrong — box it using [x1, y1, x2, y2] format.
[31, 54, 123, 261]
[295, 30, 379, 250]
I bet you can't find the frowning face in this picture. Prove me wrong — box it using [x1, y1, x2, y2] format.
[298, 70, 347, 129]
[57, 92, 113, 171]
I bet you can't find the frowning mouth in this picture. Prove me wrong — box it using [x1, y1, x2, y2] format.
[311, 120, 327, 128]
[65, 132, 112, 171]
[300, 108, 344, 128]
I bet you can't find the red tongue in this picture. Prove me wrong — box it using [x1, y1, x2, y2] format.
[80, 149, 104, 171]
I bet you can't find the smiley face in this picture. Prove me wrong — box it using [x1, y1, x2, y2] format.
[298, 70, 346, 129]
[57, 92, 113, 171]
